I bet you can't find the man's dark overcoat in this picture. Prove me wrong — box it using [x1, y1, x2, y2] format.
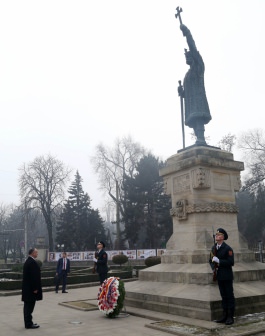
[22, 256, 43, 302]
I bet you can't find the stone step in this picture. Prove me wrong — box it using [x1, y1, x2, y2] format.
[138, 262, 265, 284]
[125, 280, 265, 321]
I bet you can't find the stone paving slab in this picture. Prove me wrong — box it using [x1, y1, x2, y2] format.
[1, 284, 265, 336]
[145, 318, 265, 336]
[0, 285, 170, 336]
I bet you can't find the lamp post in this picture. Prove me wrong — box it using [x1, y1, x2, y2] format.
[57, 244, 64, 252]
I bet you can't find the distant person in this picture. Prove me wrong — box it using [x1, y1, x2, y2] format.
[209, 228, 235, 325]
[22, 248, 43, 329]
[93, 241, 108, 284]
[55, 252, 70, 293]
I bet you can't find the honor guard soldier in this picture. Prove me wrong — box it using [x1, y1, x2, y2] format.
[209, 228, 235, 325]
[93, 241, 108, 284]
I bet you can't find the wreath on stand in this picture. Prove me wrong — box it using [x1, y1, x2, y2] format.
[97, 277, 125, 318]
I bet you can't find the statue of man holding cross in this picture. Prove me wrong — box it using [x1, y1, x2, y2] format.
[176, 7, 211, 146]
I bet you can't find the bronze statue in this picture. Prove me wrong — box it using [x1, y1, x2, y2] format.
[176, 7, 211, 146]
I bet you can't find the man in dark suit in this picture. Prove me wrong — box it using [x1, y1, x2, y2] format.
[22, 248, 43, 329]
[55, 251, 70, 293]
[93, 241, 108, 284]
[209, 228, 235, 325]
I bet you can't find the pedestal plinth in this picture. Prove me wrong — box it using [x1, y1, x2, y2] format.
[125, 146, 265, 320]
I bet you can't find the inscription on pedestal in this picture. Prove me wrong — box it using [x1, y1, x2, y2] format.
[213, 172, 231, 191]
[173, 174, 190, 194]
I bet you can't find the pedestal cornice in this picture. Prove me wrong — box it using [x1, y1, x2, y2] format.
[160, 146, 244, 178]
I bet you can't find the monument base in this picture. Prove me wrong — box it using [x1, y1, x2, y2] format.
[124, 146, 265, 321]
[125, 277, 265, 321]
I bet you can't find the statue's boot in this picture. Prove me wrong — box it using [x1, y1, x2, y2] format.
[194, 122, 207, 145]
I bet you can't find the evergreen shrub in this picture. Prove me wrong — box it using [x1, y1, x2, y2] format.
[144, 256, 161, 267]
[112, 254, 128, 266]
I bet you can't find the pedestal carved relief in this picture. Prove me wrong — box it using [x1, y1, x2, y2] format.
[173, 174, 190, 194]
[186, 202, 238, 214]
[170, 199, 187, 220]
[191, 168, 210, 189]
[171, 200, 238, 220]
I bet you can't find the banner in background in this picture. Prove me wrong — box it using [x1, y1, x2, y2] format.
[48, 249, 166, 262]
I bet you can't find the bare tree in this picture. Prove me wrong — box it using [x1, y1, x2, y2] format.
[0, 203, 9, 227]
[92, 136, 146, 212]
[218, 133, 236, 152]
[0, 203, 11, 262]
[91, 136, 146, 248]
[238, 129, 265, 191]
[19, 154, 72, 251]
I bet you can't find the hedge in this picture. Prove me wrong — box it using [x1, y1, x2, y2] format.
[0, 269, 132, 290]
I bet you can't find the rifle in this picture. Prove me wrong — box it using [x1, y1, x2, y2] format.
[92, 251, 98, 274]
[212, 227, 217, 281]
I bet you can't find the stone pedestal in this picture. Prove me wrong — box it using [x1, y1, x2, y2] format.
[35, 237, 48, 262]
[125, 146, 265, 320]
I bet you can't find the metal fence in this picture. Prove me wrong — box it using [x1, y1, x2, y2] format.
[248, 241, 264, 262]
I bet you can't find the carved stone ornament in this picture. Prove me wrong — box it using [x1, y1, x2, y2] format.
[186, 202, 238, 214]
[191, 168, 210, 189]
[170, 199, 187, 220]
[173, 174, 190, 194]
[171, 200, 238, 220]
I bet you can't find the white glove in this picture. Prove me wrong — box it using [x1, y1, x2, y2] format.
[212, 256, 219, 263]
[93, 258, 98, 263]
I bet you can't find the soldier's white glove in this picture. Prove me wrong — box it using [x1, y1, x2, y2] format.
[212, 256, 219, 263]
[93, 258, 98, 263]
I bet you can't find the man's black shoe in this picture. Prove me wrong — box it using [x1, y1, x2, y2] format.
[62, 291, 68, 293]
[214, 310, 228, 323]
[55, 290, 58, 293]
[225, 317, 234, 325]
[26, 324, 40, 329]
[225, 309, 235, 325]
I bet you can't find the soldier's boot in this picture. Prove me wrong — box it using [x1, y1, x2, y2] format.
[214, 310, 228, 323]
[225, 309, 234, 325]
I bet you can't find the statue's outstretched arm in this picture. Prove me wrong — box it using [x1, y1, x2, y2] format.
[180, 24, 197, 54]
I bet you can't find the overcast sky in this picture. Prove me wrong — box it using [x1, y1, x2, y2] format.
[1, 0, 265, 217]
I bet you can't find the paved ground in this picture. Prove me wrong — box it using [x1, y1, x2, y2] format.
[1, 283, 265, 336]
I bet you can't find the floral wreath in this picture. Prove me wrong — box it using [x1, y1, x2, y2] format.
[97, 276, 125, 318]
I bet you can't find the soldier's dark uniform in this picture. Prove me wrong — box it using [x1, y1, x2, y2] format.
[95, 241, 108, 284]
[209, 228, 235, 325]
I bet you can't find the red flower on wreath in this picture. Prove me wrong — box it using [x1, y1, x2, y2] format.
[97, 277, 120, 316]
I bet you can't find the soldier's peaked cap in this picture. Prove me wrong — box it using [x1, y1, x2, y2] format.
[97, 241, 105, 248]
[216, 228, 228, 240]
